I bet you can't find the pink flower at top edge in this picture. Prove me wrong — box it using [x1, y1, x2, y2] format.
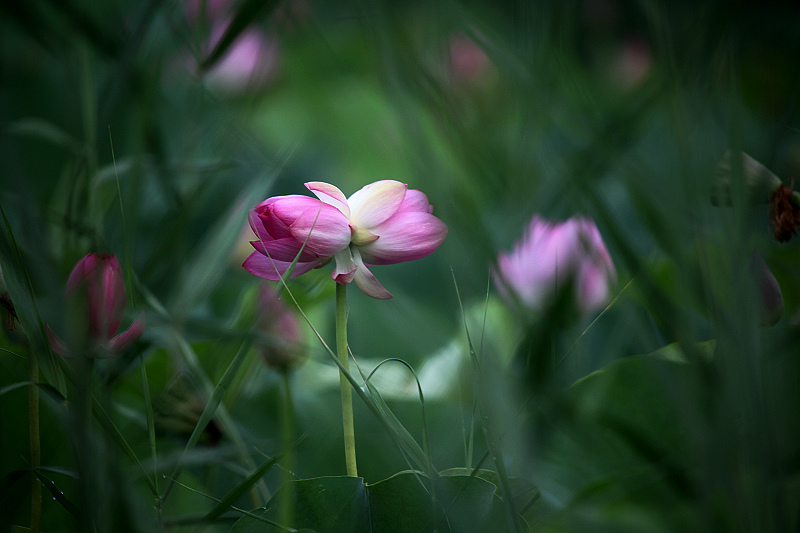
[242, 180, 449, 299]
[47, 253, 144, 357]
[495, 215, 616, 316]
[183, 0, 281, 93]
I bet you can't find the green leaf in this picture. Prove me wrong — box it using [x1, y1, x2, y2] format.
[2, 118, 85, 155]
[0, 203, 67, 395]
[551, 355, 699, 506]
[92, 398, 159, 497]
[32, 467, 79, 517]
[161, 335, 255, 502]
[171, 178, 273, 317]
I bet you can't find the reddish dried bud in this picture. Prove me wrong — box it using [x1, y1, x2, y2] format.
[769, 184, 800, 242]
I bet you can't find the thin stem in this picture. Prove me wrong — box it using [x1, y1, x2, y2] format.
[336, 282, 357, 477]
[278, 369, 296, 527]
[29, 353, 41, 533]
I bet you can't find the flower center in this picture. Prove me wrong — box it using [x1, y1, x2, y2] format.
[350, 225, 379, 246]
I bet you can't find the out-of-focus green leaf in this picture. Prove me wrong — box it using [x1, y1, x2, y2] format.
[33, 467, 79, 517]
[530, 355, 701, 531]
[647, 340, 716, 363]
[171, 178, 273, 317]
[2, 118, 85, 155]
[161, 335, 255, 502]
[0, 204, 67, 395]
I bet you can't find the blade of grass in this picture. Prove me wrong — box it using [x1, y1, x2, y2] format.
[166, 478, 296, 531]
[451, 267, 524, 533]
[140, 354, 162, 529]
[0, 204, 67, 394]
[92, 398, 159, 497]
[161, 335, 254, 502]
[132, 275, 271, 505]
[29, 347, 41, 533]
[31, 467, 78, 518]
[364, 358, 433, 475]
[0, 381, 33, 397]
[170, 333, 270, 505]
[195, 453, 282, 530]
[171, 179, 273, 317]
[558, 278, 633, 366]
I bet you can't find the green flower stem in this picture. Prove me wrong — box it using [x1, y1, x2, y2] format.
[336, 282, 358, 477]
[29, 353, 41, 533]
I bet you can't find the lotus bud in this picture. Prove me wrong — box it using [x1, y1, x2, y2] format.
[256, 285, 305, 372]
[47, 253, 144, 357]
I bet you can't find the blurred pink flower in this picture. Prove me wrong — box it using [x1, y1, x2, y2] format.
[256, 286, 305, 371]
[47, 253, 144, 357]
[204, 25, 281, 92]
[449, 33, 491, 82]
[611, 38, 652, 91]
[495, 215, 616, 315]
[243, 180, 448, 299]
[183, 0, 280, 92]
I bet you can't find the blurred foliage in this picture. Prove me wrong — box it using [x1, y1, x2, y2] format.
[2, 0, 800, 531]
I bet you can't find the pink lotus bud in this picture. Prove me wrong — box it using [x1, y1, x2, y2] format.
[495, 215, 616, 316]
[256, 286, 305, 371]
[243, 180, 448, 299]
[47, 253, 144, 357]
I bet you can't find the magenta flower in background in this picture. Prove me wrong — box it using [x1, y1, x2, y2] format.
[183, 0, 281, 93]
[243, 180, 448, 299]
[204, 25, 281, 92]
[47, 253, 144, 357]
[449, 33, 491, 82]
[495, 215, 616, 315]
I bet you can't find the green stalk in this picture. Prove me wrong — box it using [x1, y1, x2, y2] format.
[278, 370, 296, 527]
[29, 353, 41, 533]
[336, 282, 357, 477]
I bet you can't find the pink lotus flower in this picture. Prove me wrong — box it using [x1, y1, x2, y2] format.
[47, 253, 145, 357]
[495, 215, 616, 315]
[243, 180, 448, 299]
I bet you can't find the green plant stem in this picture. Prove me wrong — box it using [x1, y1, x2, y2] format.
[29, 353, 41, 533]
[278, 369, 296, 527]
[336, 282, 357, 477]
